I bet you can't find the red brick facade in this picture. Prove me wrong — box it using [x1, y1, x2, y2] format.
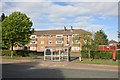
[29, 27, 91, 53]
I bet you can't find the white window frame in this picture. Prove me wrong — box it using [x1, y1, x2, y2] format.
[56, 41, 63, 44]
[40, 41, 44, 44]
[30, 47, 36, 50]
[72, 34, 80, 44]
[40, 46, 44, 50]
[40, 35, 44, 38]
[72, 34, 79, 37]
[48, 35, 52, 38]
[72, 47, 80, 50]
[30, 35, 37, 39]
[30, 41, 37, 44]
[56, 35, 63, 38]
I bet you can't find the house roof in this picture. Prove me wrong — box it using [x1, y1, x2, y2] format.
[108, 40, 118, 44]
[33, 29, 91, 36]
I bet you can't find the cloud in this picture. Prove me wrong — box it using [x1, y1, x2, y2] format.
[1, 2, 118, 40]
[0, 2, 2, 12]
[1, 0, 119, 2]
[74, 16, 94, 23]
[1, 0, 50, 2]
[53, 0, 119, 2]
[2, 2, 117, 22]
[68, 2, 118, 16]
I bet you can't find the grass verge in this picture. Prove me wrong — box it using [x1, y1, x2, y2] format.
[77, 60, 119, 66]
[2, 56, 22, 60]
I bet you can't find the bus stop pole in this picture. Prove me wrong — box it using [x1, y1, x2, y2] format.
[44, 49, 46, 60]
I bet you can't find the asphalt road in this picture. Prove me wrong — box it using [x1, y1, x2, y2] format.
[1, 62, 118, 78]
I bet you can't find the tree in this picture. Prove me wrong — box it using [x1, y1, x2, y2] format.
[0, 13, 6, 50]
[90, 30, 108, 60]
[0, 13, 5, 22]
[93, 30, 108, 50]
[2, 12, 34, 57]
[118, 31, 120, 49]
[72, 34, 81, 61]
[72, 34, 80, 44]
[81, 32, 92, 61]
[81, 30, 108, 60]
[118, 31, 120, 42]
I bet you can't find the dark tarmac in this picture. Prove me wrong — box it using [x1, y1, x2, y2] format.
[1, 61, 118, 78]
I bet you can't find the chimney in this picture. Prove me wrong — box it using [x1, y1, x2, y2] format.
[64, 26, 66, 31]
[71, 26, 73, 32]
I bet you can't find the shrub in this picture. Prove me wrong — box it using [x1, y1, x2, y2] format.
[2, 50, 16, 56]
[2, 50, 36, 57]
[81, 50, 114, 59]
[15, 50, 36, 57]
[81, 51, 89, 58]
[100, 51, 112, 59]
[116, 51, 120, 60]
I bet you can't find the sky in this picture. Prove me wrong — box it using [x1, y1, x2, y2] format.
[0, 0, 119, 41]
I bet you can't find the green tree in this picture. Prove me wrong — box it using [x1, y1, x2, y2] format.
[93, 30, 108, 50]
[0, 13, 5, 22]
[81, 32, 92, 60]
[91, 30, 108, 60]
[81, 30, 108, 60]
[118, 31, 120, 49]
[0, 13, 6, 50]
[72, 34, 82, 61]
[72, 34, 80, 44]
[2, 12, 34, 57]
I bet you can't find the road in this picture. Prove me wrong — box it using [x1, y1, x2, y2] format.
[1, 61, 118, 78]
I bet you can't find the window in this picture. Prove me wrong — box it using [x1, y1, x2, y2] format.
[56, 41, 63, 44]
[56, 35, 63, 38]
[72, 47, 80, 50]
[30, 35, 37, 39]
[30, 47, 36, 50]
[72, 34, 80, 44]
[40, 46, 44, 50]
[48, 35, 52, 38]
[40, 41, 44, 44]
[30, 41, 37, 44]
[40, 35, 44, 38]
[48, 40, 52, 44]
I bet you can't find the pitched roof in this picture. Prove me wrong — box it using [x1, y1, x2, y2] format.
[108, 40, 118, 44]
[33, 29, 91, 36]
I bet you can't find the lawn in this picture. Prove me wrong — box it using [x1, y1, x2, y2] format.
[2, 56, 22, 60]
[77, 59, 119, 66]
[2, 56, 44, 60]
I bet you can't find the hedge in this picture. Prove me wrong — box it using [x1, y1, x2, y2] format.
[81, 50, 119, 60]
[1, 50, 36, 57]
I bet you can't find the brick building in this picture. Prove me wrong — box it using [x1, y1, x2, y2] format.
[29, 27, 91, 53]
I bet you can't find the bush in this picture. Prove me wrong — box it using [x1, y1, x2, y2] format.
[15, 50, 36, 57]
[2, 50, 36, 57]
[2, 50, 16, 56]
[81, 50, 114, 59]
[81, 51, 89, 58]
[116, 51, 120, 60]
[91, 51, 100, 59]
[100, 51, 112, 59]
